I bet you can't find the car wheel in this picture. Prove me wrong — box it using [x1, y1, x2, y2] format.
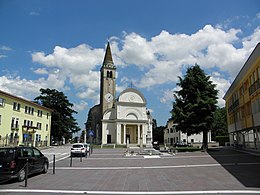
[17, 168, 26, 182]
[42, 162, 48, 173]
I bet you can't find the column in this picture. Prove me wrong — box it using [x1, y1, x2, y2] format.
[138, 125, 140, 145]
[123, 124, 126, 144]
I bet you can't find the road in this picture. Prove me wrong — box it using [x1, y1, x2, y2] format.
[40, 145, 71, 164]
[0, 147, 260, 195]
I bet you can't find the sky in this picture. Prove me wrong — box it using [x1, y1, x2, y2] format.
[0, 0, 260, 131]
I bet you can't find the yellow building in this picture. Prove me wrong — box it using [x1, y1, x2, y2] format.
[223, 43, 260, 150]
[0, 90, 52, 147]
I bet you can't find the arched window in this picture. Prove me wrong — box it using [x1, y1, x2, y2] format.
[107, 71, 113, 78]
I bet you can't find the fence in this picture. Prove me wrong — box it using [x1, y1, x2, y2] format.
[0, 136, 48, 147]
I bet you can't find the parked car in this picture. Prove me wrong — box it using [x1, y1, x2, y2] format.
[174, 141, 191, 147]
[153, 141, 160, 150]
[70, 143, 87, 157]
[0, 146, 49, 182]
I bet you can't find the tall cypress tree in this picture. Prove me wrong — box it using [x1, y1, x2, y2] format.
[171, 64, 218, 151]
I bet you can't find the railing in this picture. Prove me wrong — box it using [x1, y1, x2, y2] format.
[228, 99, 239, 113]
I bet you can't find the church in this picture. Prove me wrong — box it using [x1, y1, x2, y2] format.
[86, 42, 153, 146]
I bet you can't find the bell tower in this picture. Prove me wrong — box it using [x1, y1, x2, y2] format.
[100, 42, 116, 115]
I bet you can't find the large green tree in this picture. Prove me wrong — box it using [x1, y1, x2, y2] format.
[211, 107, 228, 139]
[152, 119, 164, 144]
[34, 88, 80, 141]
[171, 64, 218, 151]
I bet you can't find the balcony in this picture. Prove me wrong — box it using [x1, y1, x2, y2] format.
[228, 99, 239, 113]
[249, 79, 260, 96]
[11, 125, 19, 131]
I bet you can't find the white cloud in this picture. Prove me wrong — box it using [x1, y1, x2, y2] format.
[210, 72, 231, 107]
[1, 24, 259, 113]
[73, 100, 88, 112]
[160, 89, 174, 104]
[0, 46, 12, 51]
[33, 68, 48, 74]
[32, 44, 104, 73]
[0, 76, 45, 100]
[0, 55, 7, 59]
[29, 11, 40, 16]
[117, 33, 156, 67]
[256, 12, 260, 19]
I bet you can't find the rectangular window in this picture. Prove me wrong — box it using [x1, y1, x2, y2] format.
[47, 113, 49, 119]
[250, 75, 254, 85]
[37, 122, 42, 130]
[13, 102, 21, 111]
[25, 106, 28, 113]
[0, 98, 5, 107]
[31, 108, 34, 115]
[46, 124, 48, 131]
[38, 110, 43, 117]
[11, 117, 15, 128]
[15, 118, 19, 128]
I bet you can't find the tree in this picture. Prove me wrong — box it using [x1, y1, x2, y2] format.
[152, 119, 164, 144]
[171, 64, 218, 151]
[34, 88, 80, 142]
[211, 107, 228, 139]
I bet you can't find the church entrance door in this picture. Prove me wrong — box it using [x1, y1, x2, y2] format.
[126, 134, 130, 144]
[107, 134, 111, 144]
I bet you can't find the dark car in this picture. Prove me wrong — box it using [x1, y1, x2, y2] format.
[153, 141, 160, 150]
[0, 146, 49, 183]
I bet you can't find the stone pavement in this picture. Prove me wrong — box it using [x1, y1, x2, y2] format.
[1, 147, 260, 194]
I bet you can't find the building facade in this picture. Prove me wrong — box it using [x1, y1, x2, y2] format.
[0, 90, 52, 147]
[164, 119, 212, 147]
[102, 88, 152, 145]
[87, 42, 153, 145]
[223, 43, 260, 150]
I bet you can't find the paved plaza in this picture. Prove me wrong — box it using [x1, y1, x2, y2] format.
[0, 147, 260, 194]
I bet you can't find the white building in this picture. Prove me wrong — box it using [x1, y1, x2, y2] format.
[102, 88, 152, 145]
[88, 42, 153, 146]
[164, 119, 212, 147]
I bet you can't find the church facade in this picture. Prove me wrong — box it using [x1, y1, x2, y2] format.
[88, 42, 153, 145]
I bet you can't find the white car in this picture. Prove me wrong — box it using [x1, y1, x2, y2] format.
[70, 143, 87, 157]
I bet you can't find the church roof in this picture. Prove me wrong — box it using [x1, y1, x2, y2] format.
[102, 42, 115, 67]
[117, 88, 147, 104]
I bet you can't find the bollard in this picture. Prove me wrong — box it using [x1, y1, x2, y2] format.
[80, 150, 82, 162]
[70, 155, 73, 167]
[53, 155, 55, 174]
[91, 146, 93, 154]
[24, 159, 29, 187]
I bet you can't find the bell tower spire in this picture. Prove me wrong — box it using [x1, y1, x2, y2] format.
[100, 42, 116, 115]
[102, 41, 114, 67]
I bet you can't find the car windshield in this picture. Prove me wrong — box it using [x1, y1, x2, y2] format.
[73, 144, 83, 148]
[0, 148, 14, 159]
